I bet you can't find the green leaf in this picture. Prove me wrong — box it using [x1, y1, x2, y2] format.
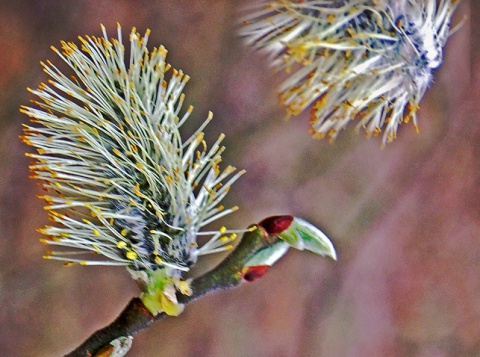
[278, 217, 337, 260]
[243, 241, 290, 267]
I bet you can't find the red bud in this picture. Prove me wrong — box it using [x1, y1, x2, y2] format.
[242, 265, 270, 282]
[258, 215, 294, 235]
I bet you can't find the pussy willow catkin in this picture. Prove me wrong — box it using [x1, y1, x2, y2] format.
[241, 0, 459, 143]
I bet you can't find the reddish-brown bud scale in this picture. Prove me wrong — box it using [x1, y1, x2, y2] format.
[242, 265, 270, 282]
[258, 215, 294, 235]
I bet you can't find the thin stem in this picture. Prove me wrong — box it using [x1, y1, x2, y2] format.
[65, 298, 158, 357]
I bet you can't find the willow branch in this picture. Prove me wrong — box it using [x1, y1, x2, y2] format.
[66, 224, 279, 357]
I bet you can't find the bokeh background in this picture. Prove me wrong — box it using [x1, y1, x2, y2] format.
[1, 1, 478, 356]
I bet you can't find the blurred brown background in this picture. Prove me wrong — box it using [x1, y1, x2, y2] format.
[0, 1, 478, 356]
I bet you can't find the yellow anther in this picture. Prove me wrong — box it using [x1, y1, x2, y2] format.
[126, 251, 138, 260]
[117, 241, 127, 249]
[195, 132, 205, 144]
[133, 183, 141, 196]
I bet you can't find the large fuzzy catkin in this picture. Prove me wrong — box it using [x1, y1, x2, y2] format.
[241, 0, 459, 143]
[21, 25, 244, 285]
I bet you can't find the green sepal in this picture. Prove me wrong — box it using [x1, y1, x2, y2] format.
[278, 217, 337, 260]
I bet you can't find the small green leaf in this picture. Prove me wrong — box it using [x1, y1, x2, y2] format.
[140, 289, 164, 316]
[140, 269, 185, 316]
[278, 217, 336, 260]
